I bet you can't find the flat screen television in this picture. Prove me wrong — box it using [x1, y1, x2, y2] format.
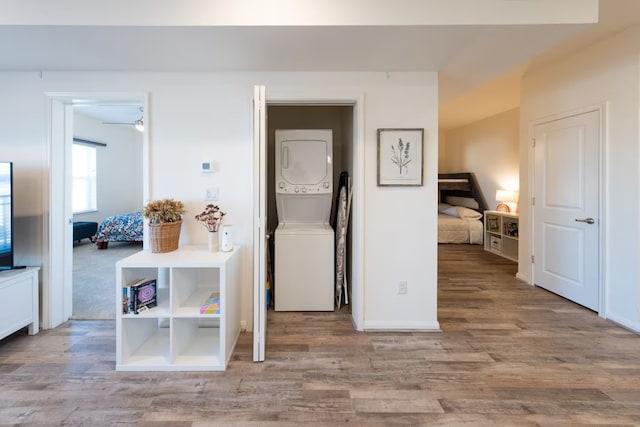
[0, 162, 13, 270]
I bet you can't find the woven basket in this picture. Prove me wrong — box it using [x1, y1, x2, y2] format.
[149, 220, 182, 253]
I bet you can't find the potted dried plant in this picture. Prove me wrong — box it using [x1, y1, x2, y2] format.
[195, 204, 226, 252]
[143, 198, 185, 253]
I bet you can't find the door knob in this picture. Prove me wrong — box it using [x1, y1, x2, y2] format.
[575, 217, 595, 224]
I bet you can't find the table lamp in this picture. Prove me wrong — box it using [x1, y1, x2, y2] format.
[496, 189, 517, 213]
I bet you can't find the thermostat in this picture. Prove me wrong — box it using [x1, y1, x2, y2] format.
[201, 161, 213, 173]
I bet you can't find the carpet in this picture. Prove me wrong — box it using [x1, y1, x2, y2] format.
[72, 241, 142, 319]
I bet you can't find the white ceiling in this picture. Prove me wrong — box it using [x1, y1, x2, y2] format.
[2, 0, 639, 129]
[440, 0, 640, 129]
[74, 104, 144, 126]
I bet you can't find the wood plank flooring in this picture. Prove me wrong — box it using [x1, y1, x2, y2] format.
[2, 244, 640, 426]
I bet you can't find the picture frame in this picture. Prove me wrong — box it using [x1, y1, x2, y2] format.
[377, 128, 424, 186]
[487, 216, 499, 233]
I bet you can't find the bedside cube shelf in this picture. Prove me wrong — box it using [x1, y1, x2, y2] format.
[116, 246, 240, 371]
[484, 210, 518, 262]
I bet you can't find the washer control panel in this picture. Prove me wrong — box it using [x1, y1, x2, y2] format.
[277, 181, 332, 194]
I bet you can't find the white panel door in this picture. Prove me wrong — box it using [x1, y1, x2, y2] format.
[63, 104, 74, 321]
[533, 110, 599, 311]
[48, 100, 74, 328]
[252, 85, 267, 362]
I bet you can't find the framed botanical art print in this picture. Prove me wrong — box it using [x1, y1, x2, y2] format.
[377, 128, 424, 186]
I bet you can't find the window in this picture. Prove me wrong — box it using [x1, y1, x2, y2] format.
[72, 143, 97, 213]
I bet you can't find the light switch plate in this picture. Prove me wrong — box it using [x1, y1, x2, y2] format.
[205, 187, 219, 201]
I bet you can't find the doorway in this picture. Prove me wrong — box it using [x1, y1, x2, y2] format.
[266, 105, 355, 311]
[45, 93, 149, 329]
[71, 104, 145, 319]
[252, 87, 365, 361]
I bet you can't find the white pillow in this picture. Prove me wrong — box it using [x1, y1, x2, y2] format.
[444, 196, 480, 210]
[442, 206, 482, 220]
[438, 203, 453, 213]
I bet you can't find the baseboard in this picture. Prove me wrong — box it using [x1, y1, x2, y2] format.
[363, 320, 441, 331]
[515, 272, 530, 283]
[605, 312, 640, 334]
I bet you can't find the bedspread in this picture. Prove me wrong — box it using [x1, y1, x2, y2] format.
[95, 211, 143, 243]
[438, 213, 483, 245]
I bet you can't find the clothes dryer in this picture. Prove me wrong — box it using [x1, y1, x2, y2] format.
[274, 129, 334, 311]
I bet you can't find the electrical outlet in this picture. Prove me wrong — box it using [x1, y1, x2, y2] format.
[398, 280, 407, 295]
[205, 187, 219, 201]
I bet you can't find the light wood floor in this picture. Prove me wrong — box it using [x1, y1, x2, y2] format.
[2, 244, 640, 426]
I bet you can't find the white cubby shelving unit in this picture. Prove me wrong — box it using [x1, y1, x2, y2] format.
[115, 246, 241, 371]
[484, 210, 519, 262]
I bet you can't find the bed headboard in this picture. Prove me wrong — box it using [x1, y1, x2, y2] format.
[438, 172, 488, 213]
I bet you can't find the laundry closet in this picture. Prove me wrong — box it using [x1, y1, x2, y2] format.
[266, 105, 354, 312]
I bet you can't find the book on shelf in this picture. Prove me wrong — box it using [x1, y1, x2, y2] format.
[503, 221, 517, 237]
[122, 286, 132, 315]
[200, 292, 221, 314]
[122, 278, 157, 314]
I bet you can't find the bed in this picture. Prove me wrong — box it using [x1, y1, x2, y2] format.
[438, 173, 488, 245]
[95, 211, 143, 249]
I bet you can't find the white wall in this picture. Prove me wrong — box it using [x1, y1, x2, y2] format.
[441, 108, 520, 210]
[438, 130, 447, 173]
[0, 74, 46, 268]
[360, 78, 439, 329]
[0, 71, 439, 331]
[73, 112, 143, 223]
[520, 26, 640, 331]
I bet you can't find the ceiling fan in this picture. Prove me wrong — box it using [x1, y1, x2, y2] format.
[102, 107, 144, 132]
[103, 117, 144, 132]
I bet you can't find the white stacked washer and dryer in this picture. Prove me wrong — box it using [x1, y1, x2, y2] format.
[274, 129, 334, 311]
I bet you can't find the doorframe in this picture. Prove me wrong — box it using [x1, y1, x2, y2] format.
[252, 88, 366, 332]
[529, 103, 607, 317]
[252, 85, 266, 361]
[44, 92, 149, 329]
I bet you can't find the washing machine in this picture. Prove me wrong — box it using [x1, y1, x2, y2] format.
[274, 129, 334, 311]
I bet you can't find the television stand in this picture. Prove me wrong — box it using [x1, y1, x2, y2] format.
[0, 267, 40, 340]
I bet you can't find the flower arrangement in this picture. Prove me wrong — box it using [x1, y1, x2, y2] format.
[195, 204, 226, 232]
[390, 138, 412, 175]
[143, 198, 185, 224]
